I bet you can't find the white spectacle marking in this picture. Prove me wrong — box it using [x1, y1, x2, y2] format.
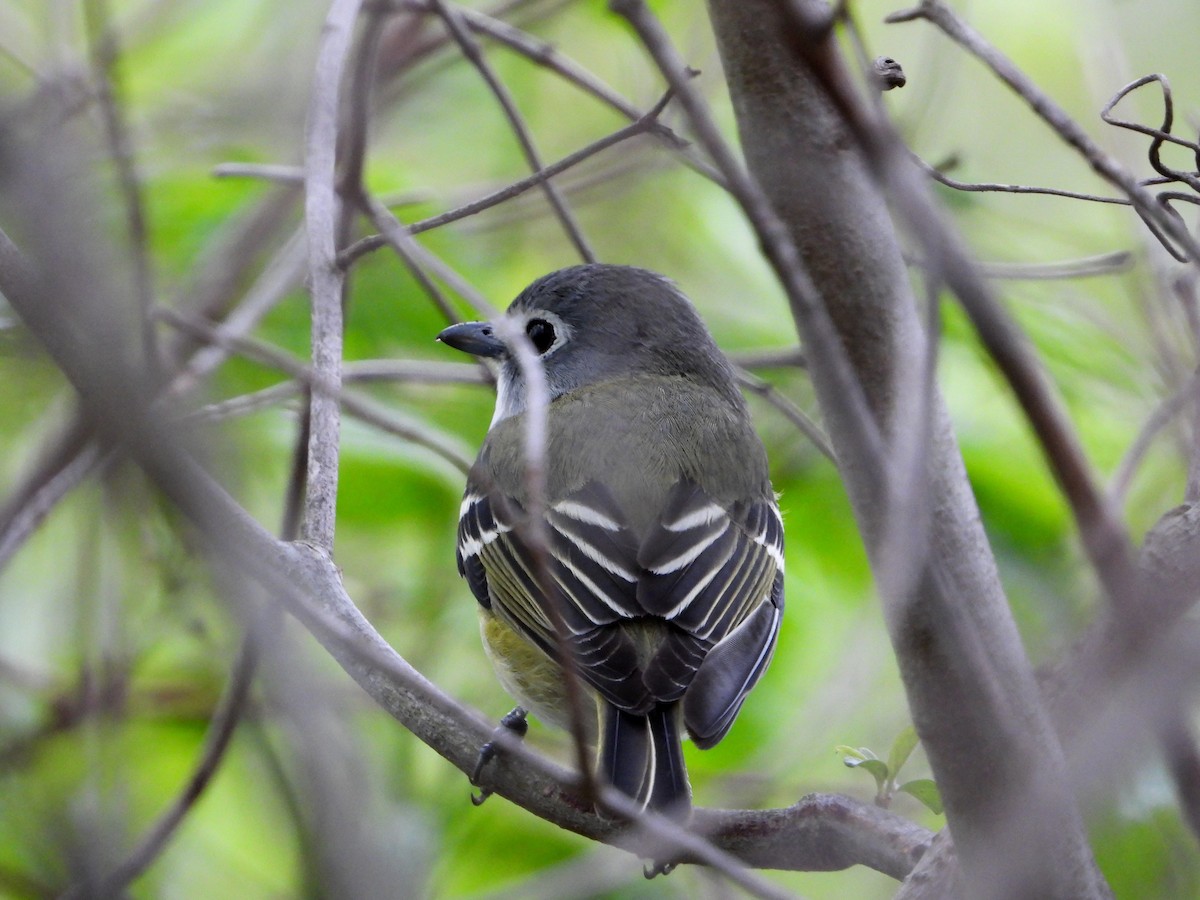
[664, 502, 725, 532]
[648, 528, 724, 575]
[552, 500, 621, 531]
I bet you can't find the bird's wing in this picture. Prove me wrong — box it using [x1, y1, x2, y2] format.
[636, 480, 784, 748]
[457, 477, 783, 729]
[457, 481, 652, 711]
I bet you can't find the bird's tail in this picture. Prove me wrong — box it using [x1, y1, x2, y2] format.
[598, 703, 691, 818]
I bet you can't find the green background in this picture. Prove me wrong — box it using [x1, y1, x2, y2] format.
[1, 0, 1199, 896]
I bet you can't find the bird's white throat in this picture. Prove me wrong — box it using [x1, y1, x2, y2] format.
[490, 366, 525, 427]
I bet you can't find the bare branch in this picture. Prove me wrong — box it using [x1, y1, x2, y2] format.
[0, 438, 104, 573]
[83, 0, 158, 379]
[968, 251, 1134, 281]
[735, 368, 835, 462]
[1109, 367, 1200, 509]
[427, 0, 596, 261]
[212, 162, 306, 184]
[302, 0, 365, 549]
[1100, 74, 1200, 195]
[338, 92, 676, 269]
[168, 229, 309, 398]
[705, 0, 1110, 895]
[428, 0, 726, 185]
[919, 155, 1131, 206]
[888, 0, 1200, 267]
[158, 308, 474, 473]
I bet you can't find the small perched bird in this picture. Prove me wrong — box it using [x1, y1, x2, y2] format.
[438, 264, 784, 817]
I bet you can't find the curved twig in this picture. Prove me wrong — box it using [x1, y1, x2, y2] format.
[889, 0, 1200, 268]
[1100, 74, 1200, 194]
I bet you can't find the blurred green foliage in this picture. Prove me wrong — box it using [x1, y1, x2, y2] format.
[1, 0, 1200, 897]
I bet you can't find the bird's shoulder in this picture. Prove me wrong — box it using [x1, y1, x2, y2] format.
[477, 374, 769, 518]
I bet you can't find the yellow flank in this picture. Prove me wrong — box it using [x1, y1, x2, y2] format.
[479, 608, 597, 741]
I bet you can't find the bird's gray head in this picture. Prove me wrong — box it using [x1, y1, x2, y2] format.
[437, 264, 740, 424]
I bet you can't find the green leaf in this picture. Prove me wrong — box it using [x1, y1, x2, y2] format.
[887, 726, 920, 779]
[844, 757, 890, 791]
[834, 745, 877, 763]
[898, 779, 944, 815]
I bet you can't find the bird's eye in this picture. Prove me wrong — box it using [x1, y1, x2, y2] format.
[526, 318, 556, 354]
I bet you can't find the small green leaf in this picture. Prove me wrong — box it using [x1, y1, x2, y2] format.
[887, 726, 919, 779]
[835, 745, 877, 762]
[898, 779, 943, 815]
[844, 757, 890, 791]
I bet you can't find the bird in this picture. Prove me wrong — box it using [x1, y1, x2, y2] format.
[437, 264, 784, 818]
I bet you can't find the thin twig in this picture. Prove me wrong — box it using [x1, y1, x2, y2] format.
[0, 442, 105, 572]
[169, 229, 308, 397]
[729, 346, 806, 369]
[428, 0, 596, 262]
[338, 90, 676, 269]
[158, 308, 473, 473]
[611, 0, 886, 493]
[212, 162, 306, 184]
[735, 368, 834, 462]
[336, 0, 390, 228]
[1109, 367, 1200, 509]
[491, 317, 599, 803]
[188, 382, 305, 423]
[920, 157, 1130, 206]
[888, 0, 1200, 267]
[906, 250, 1136, 281]
[973, 252, 1134, 281]
[83, 0, 158, 380]
[419, 0, 725, 185]
[61, 635, 259, 899]
[1100, 74, 1200, 196]
[342, 358, 486, 384]
[358, 192, 474, 327]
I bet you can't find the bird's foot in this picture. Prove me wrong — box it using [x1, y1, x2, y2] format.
[470, 706, 528, 805]
[643, 859, 677, 878]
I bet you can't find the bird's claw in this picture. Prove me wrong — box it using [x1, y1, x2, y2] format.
[469, 706, 528, 805]
[643, 859, 676, 878]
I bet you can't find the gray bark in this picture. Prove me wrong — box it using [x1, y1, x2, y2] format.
[704, 1, 1110, 896]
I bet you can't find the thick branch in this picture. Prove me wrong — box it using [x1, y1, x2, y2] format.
[703, 1, 1106, 896]
[302, 0, 363, 548]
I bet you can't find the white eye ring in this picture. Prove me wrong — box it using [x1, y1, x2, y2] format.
[516, 309, 570, 358]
